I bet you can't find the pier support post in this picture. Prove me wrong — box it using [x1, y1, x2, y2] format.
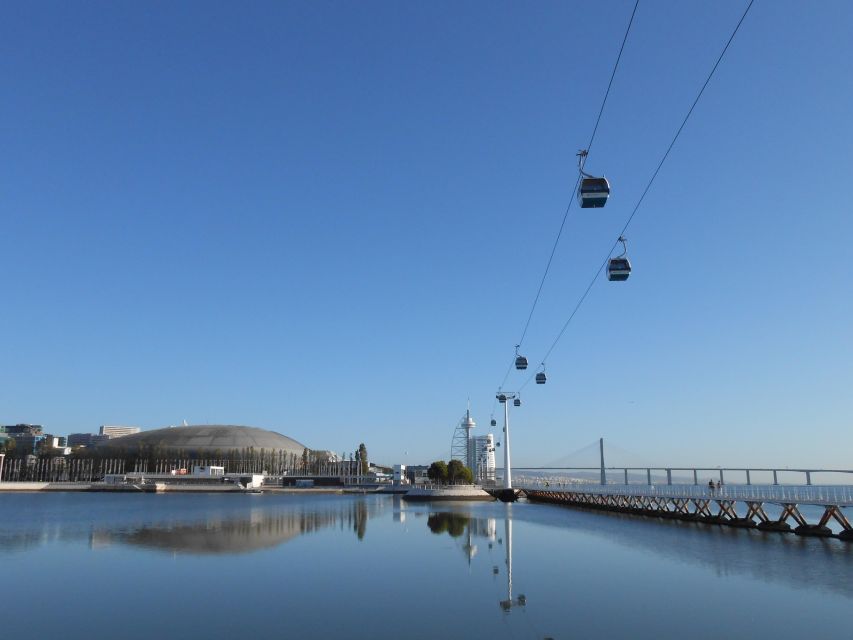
[666, 469, 672, 486]
[806, 471, 812, 486]
[746, 470, 751, 485]
[647, 468, 651, 485]
[599, 438, 606, 486]
[719, 469, 724, 484]
[773, 470, 778, 485]
[624, 469, 628, 485]
[693, 469, 698, 485]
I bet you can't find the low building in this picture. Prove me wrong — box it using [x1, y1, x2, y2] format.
[11, 434, 46, 454]
[406, 465, 430, 484]
[2, 424, 43, 436]
[99, 425, 140, 438]
[68, 433, 111, 448]
[393, 464, 408, 485]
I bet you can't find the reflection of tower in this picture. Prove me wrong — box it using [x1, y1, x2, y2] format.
[450, 408, 476, 470]
[499, 517, 526, 612]
[463, 527, 478, 565]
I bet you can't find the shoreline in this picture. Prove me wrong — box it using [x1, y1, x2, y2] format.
[0, 482, 361, 494]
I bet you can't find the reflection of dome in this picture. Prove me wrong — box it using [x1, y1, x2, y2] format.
[113, 515, 307, 555]
[96, 424, 307, 456]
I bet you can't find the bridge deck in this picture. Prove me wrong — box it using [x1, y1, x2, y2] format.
[519, 482, 853, 506]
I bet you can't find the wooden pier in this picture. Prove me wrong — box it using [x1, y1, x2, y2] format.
[523, 484, 853, 541]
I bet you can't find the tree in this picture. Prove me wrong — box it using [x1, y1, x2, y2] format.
[427, 512, 470, 537]
[1, 437, 16, 456]
[302, 448, 309, 473]
[427, 460, 448, 484]
[447, 459, 473, 485]
[357, 443, 368, 475]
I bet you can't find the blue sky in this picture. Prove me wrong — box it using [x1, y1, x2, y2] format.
[2, 1, 851, 468]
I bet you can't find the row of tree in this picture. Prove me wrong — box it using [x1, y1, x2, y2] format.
[427, 459, 474, 484]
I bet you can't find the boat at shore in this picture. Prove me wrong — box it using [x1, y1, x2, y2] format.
[402, 485, 495, 502]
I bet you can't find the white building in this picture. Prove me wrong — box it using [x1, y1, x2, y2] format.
[471, 434, 496, 483]
[99, 425, 140, 438]
[393, 464, 408, 485]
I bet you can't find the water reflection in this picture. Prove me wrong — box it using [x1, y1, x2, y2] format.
[423, 511, 527, 614]
[0, 495, 379, 555]
[519, 502, 853, 599]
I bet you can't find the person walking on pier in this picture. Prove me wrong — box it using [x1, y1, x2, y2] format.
[708, 479, 715, 494]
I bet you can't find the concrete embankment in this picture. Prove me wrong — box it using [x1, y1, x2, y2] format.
[0, 482, 94, 492]
[0, 482, 354, 494]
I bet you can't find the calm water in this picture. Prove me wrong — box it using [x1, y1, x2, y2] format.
[1, 493, 852, 639]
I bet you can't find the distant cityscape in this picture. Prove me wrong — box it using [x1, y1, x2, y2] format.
[0, 424, 140, 455]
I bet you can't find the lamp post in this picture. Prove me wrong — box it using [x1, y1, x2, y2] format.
[0, 453, 4, 482]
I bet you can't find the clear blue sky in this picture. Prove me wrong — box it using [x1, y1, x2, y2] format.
[2, 1, 851, 468]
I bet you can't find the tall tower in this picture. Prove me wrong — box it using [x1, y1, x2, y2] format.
[450, 408, 476, 469]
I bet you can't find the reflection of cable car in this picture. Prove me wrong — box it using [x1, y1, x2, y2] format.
[607, 235, 631, 282]
[577, 149, 610, 208]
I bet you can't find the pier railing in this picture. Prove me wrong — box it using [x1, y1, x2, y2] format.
[517, 480, 853, 507]
[513, 466, 853, 487]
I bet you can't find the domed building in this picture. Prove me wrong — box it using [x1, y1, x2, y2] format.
[96, 424, 309, 458]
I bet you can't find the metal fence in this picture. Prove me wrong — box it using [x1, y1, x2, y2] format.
[518, 479, 853, 506]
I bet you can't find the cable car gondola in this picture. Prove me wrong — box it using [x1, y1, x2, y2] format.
[497, 394, 507, 404]
[577, 149, 610, 209]
[513, 397, 521, 407]
[515, 345, 528, 370]
[490, 418, 497, 427]
[535, 371, 547, 385]
[607, 235, 631, 282]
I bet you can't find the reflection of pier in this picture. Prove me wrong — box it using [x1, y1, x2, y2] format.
[524, 483, 853, 540]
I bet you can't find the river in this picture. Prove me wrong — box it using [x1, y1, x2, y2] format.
[1, 492, 850, 639]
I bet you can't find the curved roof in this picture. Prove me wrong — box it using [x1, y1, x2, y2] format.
[97, 424, 307, 455]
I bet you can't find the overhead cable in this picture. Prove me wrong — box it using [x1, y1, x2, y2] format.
[521, 0, 755, 390]
[495, 0, 641, 400]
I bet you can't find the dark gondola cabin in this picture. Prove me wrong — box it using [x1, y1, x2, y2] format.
[491, 419, 497, 427]
[513, 398, 521, 407]
[607, 257, 631, 281]
[515, 355, 528, 370]
[577, 176, 610, 208]
[498, 394, 507, 404]
[535, 372, 547, 384]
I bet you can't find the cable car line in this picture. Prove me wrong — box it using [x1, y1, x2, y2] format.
[518, 0, 755, 391]
[494, 0, 640, 402]
[514, 0, 640, 352]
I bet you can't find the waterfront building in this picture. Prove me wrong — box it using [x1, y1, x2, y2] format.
[99, 425, 140, 438]
[406, 465, 430, 484]
[393, 464, 408, 485]
[11, 434, 45, 454]
[2, 424, 43, 436]
[2, 426, 46, 454]
[95, 424, 309, 459]
[471, 434, 496, 483]
[68, 433, 111, 448]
